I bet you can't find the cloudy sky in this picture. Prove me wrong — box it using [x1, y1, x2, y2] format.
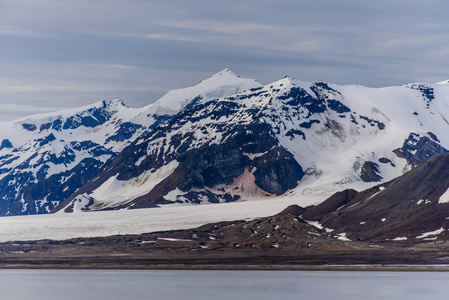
[1, 0, 449, 120]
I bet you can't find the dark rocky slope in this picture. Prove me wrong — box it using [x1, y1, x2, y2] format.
[304, 153, 449, 242]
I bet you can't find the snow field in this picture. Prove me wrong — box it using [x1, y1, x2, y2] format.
[0, 196, 307, 242]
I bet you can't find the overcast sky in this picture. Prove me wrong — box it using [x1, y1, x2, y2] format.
[1, 0, 449, 120]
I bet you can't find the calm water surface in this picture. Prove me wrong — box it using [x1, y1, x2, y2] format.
[1, 269, 449, 300]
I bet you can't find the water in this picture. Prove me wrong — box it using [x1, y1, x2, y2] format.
[1, 269, 449, 299]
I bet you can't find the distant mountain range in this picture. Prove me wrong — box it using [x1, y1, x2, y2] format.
[1, 69, 449, 216]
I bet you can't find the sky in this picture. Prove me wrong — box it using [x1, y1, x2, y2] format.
[1, 0, 449, 120]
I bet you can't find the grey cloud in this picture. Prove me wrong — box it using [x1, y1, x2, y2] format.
[1, 0, 449, 120]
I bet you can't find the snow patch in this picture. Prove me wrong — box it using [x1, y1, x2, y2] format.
[417, 199, 431, 205]
[164, 188, 185, 202]
[335, 232, 351, 241]
[306, 220, 324, 230]
[158, 238, 193, 242]
[416, 227, 445, 239]
[307, 231, 321, 236]
[89, 160, 179, 209]
[135, 156, 145, 166]
[242, 152, 267, 160]
[439, 187, 449, 204]
[391, 237, 408, 241]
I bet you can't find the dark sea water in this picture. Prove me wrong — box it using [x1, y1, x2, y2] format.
[1, 269, 449, 300]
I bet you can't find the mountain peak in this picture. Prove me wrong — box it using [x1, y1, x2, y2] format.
[207, 68, 239, 79]
[151, 70, 262, 112]
[12, 98, 126, 125]
[197, 68, 251, 87]
[269, 76, 298, 89]
[104, 98, 128, 109]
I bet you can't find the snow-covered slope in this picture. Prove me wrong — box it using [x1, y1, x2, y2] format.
[0, 70, 261, 215]
[58, 77, 449, 213]
[151, 68, 261, 112]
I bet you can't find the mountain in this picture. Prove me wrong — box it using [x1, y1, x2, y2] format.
[303, 152, 449, 243]
[56, 76, 449, 213]
[0, 69, 260, 215]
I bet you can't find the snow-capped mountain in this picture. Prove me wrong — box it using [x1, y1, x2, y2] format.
[0, 69, 261, 215]
[57, 75, 449, 213]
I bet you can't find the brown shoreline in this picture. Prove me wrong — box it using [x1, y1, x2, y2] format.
[2, 263, 449, 272]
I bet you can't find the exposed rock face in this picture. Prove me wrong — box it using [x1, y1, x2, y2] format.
[253, 147, 304, 195]
[0, 139, 12, 150]
[360, 161, 383, 182]
[393, 132, 448, 167]
[378, 157, 395, 167]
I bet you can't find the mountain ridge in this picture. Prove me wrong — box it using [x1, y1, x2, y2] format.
[1, 69, 449, 217]
[0, 69, 260, 215]
[56, 73, 449, 213]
